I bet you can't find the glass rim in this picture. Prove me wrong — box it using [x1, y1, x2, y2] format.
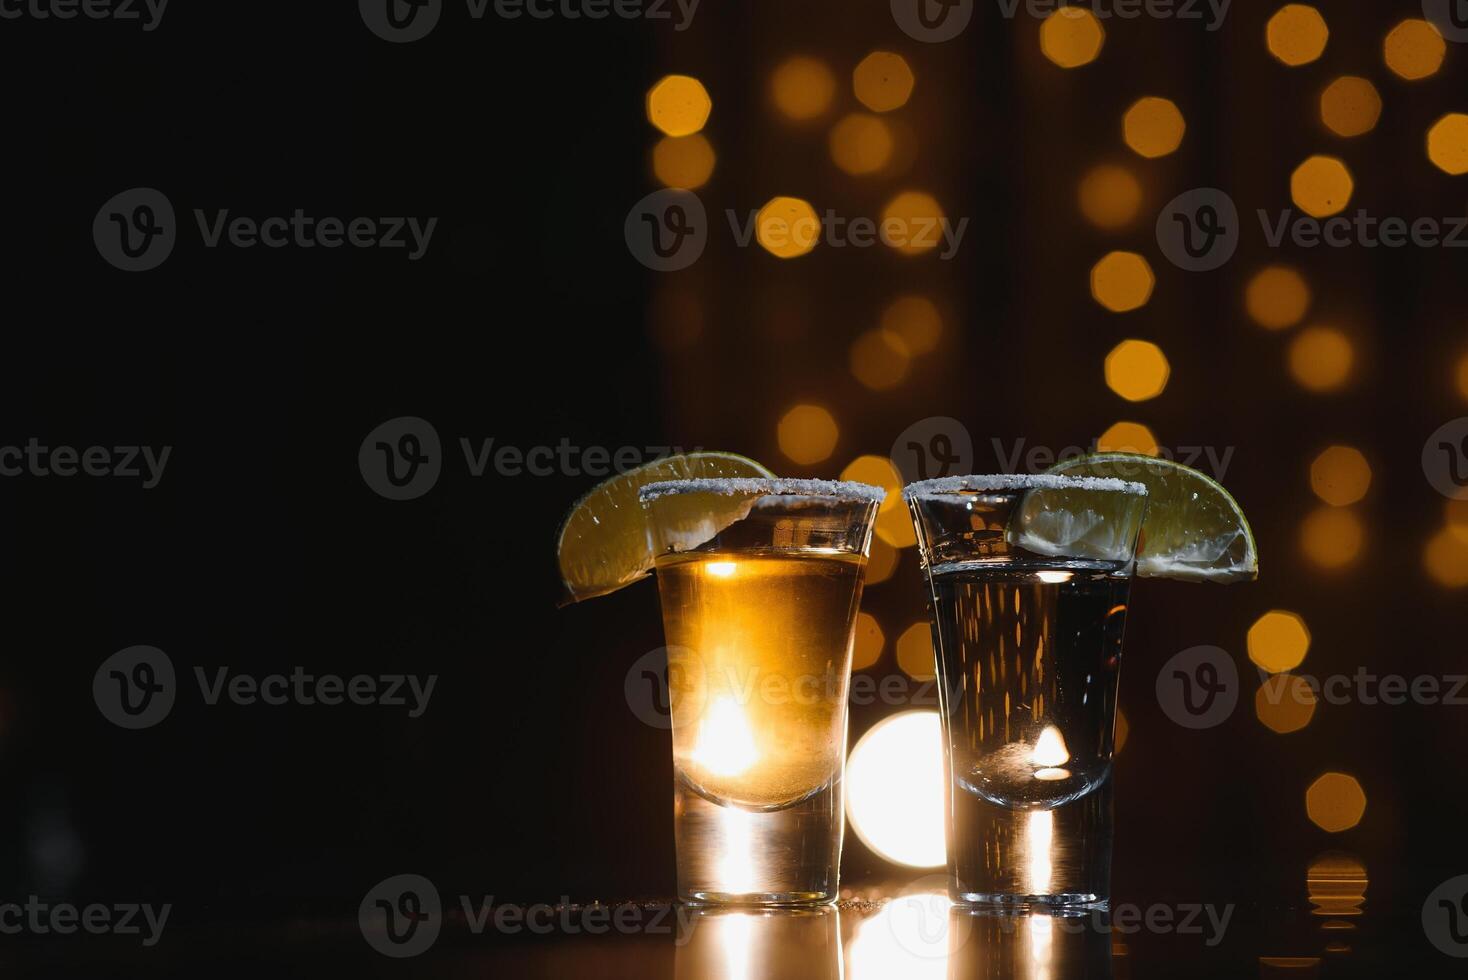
[639, 477, 886, 504]
[901, 473, 1148, 501]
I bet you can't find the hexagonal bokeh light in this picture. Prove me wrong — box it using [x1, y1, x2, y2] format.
[1427, 113, 1468, 176]
[1256, 673, 1317, 734]
[1040, 7, 1104, 69]
[1266, 5, 1329, 67]
[1306, 773, 1367, 832]
[1097, 421, 1159, 456]
[1319, 76, 1381, 138]
[1288, 326, 1355, 392]
[1123, 97, 1186, 158]
[1105, 339, 1170, 401]
[1310, 446, 1371, 506]
[1090, 251, 1156, 312]
[1248, 610, 1311, 674]
[1301, 506, 1364, 569]
[770, 55, 836, 122]
[777, 404, 839, 464]
[1245, 265, 1311, 330]
[646, 74, 712, 137]
[1078, 164, 1142, 229]
[1384, 18, 1446, 81]
[853, 51, 914, 113]
[829, 113, 894, 175]
[755, 196, 820, 259]
[1291, 155, 1354, 217]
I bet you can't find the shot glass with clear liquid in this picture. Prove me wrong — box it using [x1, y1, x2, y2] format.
[639, 478, 884, 906]
[904, 474, 1148, 909]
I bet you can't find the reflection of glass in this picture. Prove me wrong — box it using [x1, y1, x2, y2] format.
[945, 909, 1114, 980]
[674, 908, 842, 980]
[642, 479, 883, 905]
[847, 887, 952, 980]
[906, 475, 1148, 908]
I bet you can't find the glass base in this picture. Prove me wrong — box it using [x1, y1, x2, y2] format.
[948, 776, 1113, 908]
[674, 774, 842, 907]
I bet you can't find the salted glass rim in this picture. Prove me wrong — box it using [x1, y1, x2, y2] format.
[639, 478, 886, 504]
[901, 473, 1148, 501]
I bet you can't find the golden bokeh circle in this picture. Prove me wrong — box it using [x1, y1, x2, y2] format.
[1319, 76, 1382, 138]
[1290, 155, 1354, 218]
[777, 404, 839, 464]
[1384, 18, 1446, 81]
[829, 113, 895, 176]
[1310, 446, 1372, 506]
[1096, 421, 1159, 456]
[1040, 7, 1105, 69]
[770, 56, 837, 121]
[1078, 164, 1142, 229]
[1427, 113, 1468, 176]
[652, 134, 716, 190]
[1091, 251, 1156, 312]
[646, 74, 712, 137]
[1104, 340, 1171, 402]
[1248, 610, 1311, 674]
[756, 196, 821, 259]
[1245, 266, 1311, 330]
[1301, 506, 1364, 569]
[1123, 97, 1186, 159]
[881, 296, 944, 355]
[1288, 326, 1354, 392]
[853, 51, 915, 113]
[1266, 4, 1330, 67]
[1306, 773, 1367, 833]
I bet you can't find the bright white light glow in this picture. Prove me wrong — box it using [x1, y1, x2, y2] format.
[714, 806, 759, 895]
[845, 711, 946, 868]
[1036, 570, 1073, 584]
[847, 891, 951, 980]
[692, 697, 760, 777]
[1029, 725, 1070, 767]
[1025, 810, 1054, 894]
[705, 561, 738, 577]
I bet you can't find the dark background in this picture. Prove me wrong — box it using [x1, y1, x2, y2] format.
[0, 0, 1465, 973]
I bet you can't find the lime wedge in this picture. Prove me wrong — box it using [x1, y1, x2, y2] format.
[1047, 453, 1259, 583]
[556, 452, 775, 603]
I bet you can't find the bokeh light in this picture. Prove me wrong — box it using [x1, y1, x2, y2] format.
[1384, 18, 1446, 81]
[1096, 421, 1159, 456]
[881, 191, 946, 256]
[1290, 155, 1354, 217]
[1288, 326, 1354, 392]
[850, 329, 911, 390]
[770, 56, 836, 121]
[1301, 506, 1364, 569]
[1423, 527, 1468, 587]
[1115, 707, 1129, 753]
[1319, 76, 1381, 138]
[847, 889, 952, 979]
[829, 113, 894, 175]
[646, 74, 711, 137]
[1255, 673, 1317, 734]
[1248, 610, 1311, 674]
[852, 611, 885, 671]
[1306, 773, 1367, 832]
[1266, 5, 1329, 67]
[1310, 446, 1371, 506]
[876, 503, 918, 548]
[1123, 97, 1186, 158]
[844, 711, 946, 868]
[652, 134, 716, 189]
[866, 536, 899, 585]
[853, 51, 915, 113]
[1078, 163, 1142, 229]
[756, 196, 820, 259]
[1090, 251, 1155, 312]
[1040, 7, 1105, 68]
[1427, 113, 1468, 175]
[777, 404, 838, 464]
[880, 295, 943, 355]
[840, 454, 912, 550]
[1104, 339, 1170, 401]
[896, 622, 935, 680]
[1245, 265, 1311, 330]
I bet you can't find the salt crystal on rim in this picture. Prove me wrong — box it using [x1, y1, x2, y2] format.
[639, 478, 887, 503]
[901, 473, 1147, 501]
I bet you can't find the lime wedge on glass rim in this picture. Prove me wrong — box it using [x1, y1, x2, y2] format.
[1044, 453, 1259, 583]
[556, 451, 776, 603]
